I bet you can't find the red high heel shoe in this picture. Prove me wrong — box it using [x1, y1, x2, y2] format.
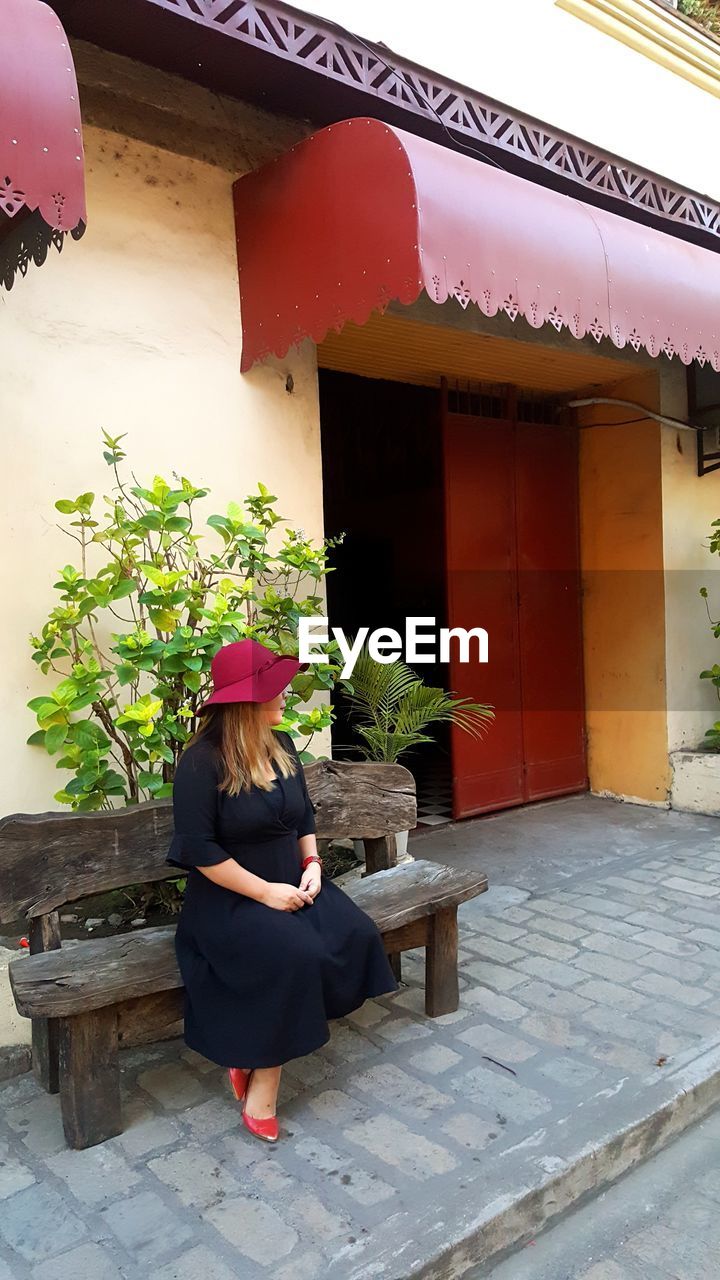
[227, 1067, 251, 1102]
[241, 1070, 279, 1143]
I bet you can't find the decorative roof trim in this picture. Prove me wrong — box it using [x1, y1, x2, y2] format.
[557, 0, 720, 97]
[55, 0, 720, 248]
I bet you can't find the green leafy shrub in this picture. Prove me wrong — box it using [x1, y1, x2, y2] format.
[28, 431, 341, 809]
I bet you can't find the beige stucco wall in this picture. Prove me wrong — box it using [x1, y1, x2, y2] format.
[0, 48, 329, 815]
[307, 0, 719, 199]
[659, 363, 720, 752]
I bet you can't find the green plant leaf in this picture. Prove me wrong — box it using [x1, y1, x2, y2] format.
[137, 512, 164, 532]
[118, 695, 163, 724]
[28, 696, 54, 713]
[149, 608, 180, 631]
[102, 769, 128, 790]
[45, 724, 68, 755]
[73, 721, 108, 750]
[35, 703, 64, 724]
[138, 770, 164, 793]
[68, 692, 99, 712]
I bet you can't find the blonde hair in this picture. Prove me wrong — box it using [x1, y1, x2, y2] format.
[191, 702, 297, 796]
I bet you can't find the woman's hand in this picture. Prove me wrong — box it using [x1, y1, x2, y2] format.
[299, 864, 322, 900]
[260, 882, 314, 912]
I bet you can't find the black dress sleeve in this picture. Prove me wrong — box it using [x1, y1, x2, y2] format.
[166, 741, 231, 870]
[283, 732, 317, 839]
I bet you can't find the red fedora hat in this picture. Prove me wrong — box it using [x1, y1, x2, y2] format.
[200, 638, 309, 708]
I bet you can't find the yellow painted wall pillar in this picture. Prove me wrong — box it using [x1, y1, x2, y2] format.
[578, 370, 670, 804]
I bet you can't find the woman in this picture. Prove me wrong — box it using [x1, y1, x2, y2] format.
[166, 637, 400, 1144]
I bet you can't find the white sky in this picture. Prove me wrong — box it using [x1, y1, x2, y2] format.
[300, 0, 718, 198]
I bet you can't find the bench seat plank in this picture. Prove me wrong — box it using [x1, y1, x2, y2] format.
[347, 859, 488, 932]
[10, 859, 487, 1019]
[10, 925, 179, 1018]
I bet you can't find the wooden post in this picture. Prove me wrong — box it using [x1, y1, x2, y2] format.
[362, 833, 397, 875]
[58, 1008, 122, 1150]
[425, 906, 459, 1016]
[29, 912, 61, 1093]
[361, 834, 401, 978]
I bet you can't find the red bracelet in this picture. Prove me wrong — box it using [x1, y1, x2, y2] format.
[301, 854, 322, 870]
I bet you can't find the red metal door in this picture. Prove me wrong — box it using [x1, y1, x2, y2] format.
[442, 408, 524, 815]
[515, 420, 587, 801]
[442, 390, 586, 818]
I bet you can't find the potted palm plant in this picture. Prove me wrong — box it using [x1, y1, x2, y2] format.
[342, 644, 494, 860]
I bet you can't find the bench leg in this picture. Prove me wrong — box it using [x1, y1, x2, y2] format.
[32, 1017, 60, 1094]
[425, 906, 459, 1016]
[364, 837, 401, 979]
[29, 914, 61, 1094]
[58, 1008, 122, 1150]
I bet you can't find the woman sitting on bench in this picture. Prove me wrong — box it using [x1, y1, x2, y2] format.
[166, 637, 399, 1144]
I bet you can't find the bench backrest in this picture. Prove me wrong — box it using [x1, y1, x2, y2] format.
[0, 758, 417, 923]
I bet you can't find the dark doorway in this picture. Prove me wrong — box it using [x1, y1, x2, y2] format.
[318, 370, 452, 828]
[318, 368, 587, 827]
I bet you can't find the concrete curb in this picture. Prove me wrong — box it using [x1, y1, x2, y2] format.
[333, 1035, 720, 1280]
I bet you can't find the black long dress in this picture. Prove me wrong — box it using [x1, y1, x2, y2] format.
[166, 731, 400, 1068]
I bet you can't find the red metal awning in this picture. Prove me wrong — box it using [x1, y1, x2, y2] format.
[233, 117, 720, 373]
[0, 0, 86, 288]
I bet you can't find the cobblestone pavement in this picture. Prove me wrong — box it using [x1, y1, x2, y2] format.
[477, 1107, 720, 1279]
[2, 797, 720, 1279]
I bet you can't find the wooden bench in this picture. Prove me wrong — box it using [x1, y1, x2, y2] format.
[1, 758, 487, 1149]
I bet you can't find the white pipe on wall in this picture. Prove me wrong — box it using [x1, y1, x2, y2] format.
[566, 396, 700, 433]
